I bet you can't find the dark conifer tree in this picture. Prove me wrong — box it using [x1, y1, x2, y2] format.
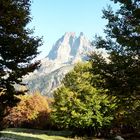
[91, 0, 140, 96]
[90, 0, 140, 130]
[0, 0, 42, 128]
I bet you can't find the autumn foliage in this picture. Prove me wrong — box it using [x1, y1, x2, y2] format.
[3, 92, 51, 129]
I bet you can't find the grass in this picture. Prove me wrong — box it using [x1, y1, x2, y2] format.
[0, 128, 106, 140]
[1, 128, 140, 140]
[0, 128, 76, 140]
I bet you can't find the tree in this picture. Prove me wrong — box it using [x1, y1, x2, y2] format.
[3, 92, 51, 129]
[51, 62, 117, 136]
[90, 0, 140, 131]
[0, 0, 42, 128]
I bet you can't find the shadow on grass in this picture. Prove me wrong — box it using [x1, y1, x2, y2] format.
[45, 130, 73, 137]
[0, 132, 42, 140]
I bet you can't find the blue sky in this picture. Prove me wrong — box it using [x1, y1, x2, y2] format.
[29, 0, 116, 59]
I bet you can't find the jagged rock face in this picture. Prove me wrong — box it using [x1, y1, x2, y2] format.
[24, 32, 93, 96]
[47, 32, 92, 63]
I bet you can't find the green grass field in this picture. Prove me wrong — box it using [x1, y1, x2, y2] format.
[0, 128, 105, 140]
[1, 128, 139, 140]
[0, 128, 74, 140]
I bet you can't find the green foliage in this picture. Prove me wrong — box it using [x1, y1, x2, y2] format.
[91, 0, 140, 96]
[0, 0, 42, 129]
[51, 62, 117, 134]
[90, 0, 140, 132]
[2, 92, 51, 129]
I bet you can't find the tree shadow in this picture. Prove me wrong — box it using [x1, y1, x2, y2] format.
[45, 130, 73, 137]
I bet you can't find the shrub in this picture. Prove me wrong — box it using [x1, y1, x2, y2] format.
[3, 91, 51, 129]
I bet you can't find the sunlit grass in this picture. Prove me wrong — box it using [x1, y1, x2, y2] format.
[0, 128, 107, 140]
[0, 128, 74, 140]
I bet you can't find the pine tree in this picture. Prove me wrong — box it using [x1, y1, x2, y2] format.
[90, 0, 140, 131]
[0, 0, 42, 128]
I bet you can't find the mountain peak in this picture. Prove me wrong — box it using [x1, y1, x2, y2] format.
[80, 32, 84, 36]
[47, 32, 92, 63]
[64, 32, 75, 37]
[24, 32, 93, 96]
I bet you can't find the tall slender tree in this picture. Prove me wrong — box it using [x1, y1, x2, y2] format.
[90, 0, 140, 130]
[0, 0, 42, 128]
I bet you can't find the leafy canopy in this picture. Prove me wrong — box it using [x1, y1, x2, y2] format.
[51, 62, 116, 133]
[3, 92, 51, 129]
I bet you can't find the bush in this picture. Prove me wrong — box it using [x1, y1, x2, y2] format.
[3, 92, 51, 129]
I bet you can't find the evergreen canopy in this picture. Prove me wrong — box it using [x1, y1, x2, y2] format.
[90, 0, 140, 97]
[90, 0, 140, 131]
[0, 0, 42, 113]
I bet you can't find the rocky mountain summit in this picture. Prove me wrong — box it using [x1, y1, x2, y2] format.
[23, 32, 94, 96]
